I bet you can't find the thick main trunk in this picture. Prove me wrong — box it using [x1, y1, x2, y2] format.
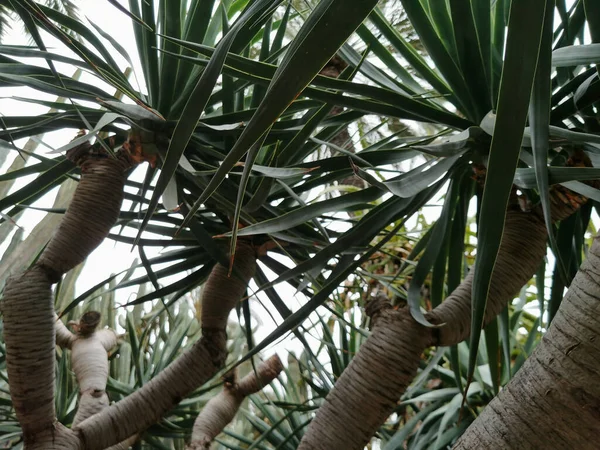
[298, 206, 548, 449]
[1, 151, 132, 447]
[455, 237, 600, 449]
[2, 268, 56, 441]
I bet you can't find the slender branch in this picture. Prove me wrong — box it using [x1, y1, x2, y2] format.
[187, 354, 284, 450]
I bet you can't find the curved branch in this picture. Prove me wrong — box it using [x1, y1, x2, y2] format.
[299, 301, 427, 448]
[74, 243, 257, 450]
[426, 206, 547, 346]
[1, 149, 134, 446]
[298, 200, 565, 449]
[187, 354, 284, 450]
[37, 152, 133, 282]
[55, 312, 118, 427]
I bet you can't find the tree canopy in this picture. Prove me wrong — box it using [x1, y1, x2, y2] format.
[1, 0, 600, 449]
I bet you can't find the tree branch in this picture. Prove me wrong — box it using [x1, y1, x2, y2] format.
[1, 149, 134, 447]
[455, 237, 600, 448]
[74, 243, 257, 450]
[426, 205, 547, 346]
[187, 354, 284, 450]
[299, 190, 579, 449]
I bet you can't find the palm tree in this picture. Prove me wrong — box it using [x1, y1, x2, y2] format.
[1, 0, 600, 448]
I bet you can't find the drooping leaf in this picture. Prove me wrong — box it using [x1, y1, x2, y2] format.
[468, 0, 548, 391]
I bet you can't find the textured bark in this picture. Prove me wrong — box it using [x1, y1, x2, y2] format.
[0, 169, 76, 289]
[75, 244, 257, 450]
[2, 138, 258, 449]
[454, 237, 600, 449]
[21, 424, 81, 450]
[2, 267, 56, 441]
[187, 354, 283, 450]
[299, 204, 560, 449]
[1, 148, 134, 449]
[37, 154, 131, 282]
[54, 313, 118, 426]
[426, 206, 548, 345]
[299, 302, 427, 449]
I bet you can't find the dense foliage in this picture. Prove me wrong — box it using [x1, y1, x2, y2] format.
[1, 0, 600, 448]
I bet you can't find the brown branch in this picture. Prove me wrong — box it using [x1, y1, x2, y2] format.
[2, 267, 56, 441]
[37, 151, 133, 283]
[426, 204, 548, 346]
[187, 355, 284, 450]
[74, 243, 257, 450]
[298, 191, 582, 449]
[299, 300, 427, 449]
[2, 130, 260, 449]
[1, 149, 134, 447]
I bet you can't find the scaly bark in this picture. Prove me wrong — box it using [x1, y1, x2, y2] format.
[2, 130, 260, 449]
[187, 354, 283, 450]
[37, 153, 132, 282]
[2, 267, 56, 441]
[455, 236, 600, 449]
[426, 205, 547, 345]
[298, 190, 582, 449]
[74, 243, 257, 450]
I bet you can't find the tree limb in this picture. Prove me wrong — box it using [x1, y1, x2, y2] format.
[187, 354, 284, 450]
[74, 242, 257, 450]
[455, 236, 600, 449]
[299, 188, 582, 449]
[1, 148, 134, 448]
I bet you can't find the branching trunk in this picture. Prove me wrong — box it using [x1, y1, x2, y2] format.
[55, 312, 118, 426]
[454, 237, 600, 449]
[3, 123, 596, 450]
[55, 312, 138, 449]
[2, 130, 262, 449]
[299, 190, 583, 449]
[74, 243, 257, 449]
[1, 148, 133, 449]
